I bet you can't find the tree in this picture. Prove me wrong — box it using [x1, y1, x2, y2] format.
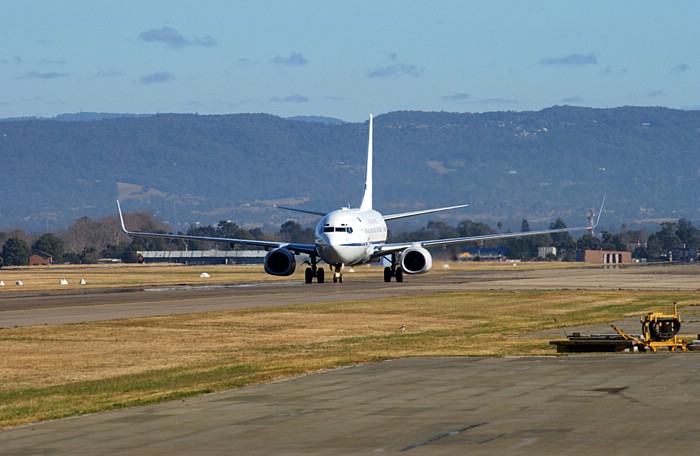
[632, 245, 649, 260]
[506, 237, 536, 261]
[640, 219, 700, 260]
[546, 219, 576, 260]
[676, 218, 700, 247]
[279, 220, 315, 244]
[646, 222, 682, 258]
[217, 220, 251, 240]
[457, 220, 495, 238]
[60, 216, 101, 255]
[577, 234, 602, 251]
[80, 247, 100, 264]
[32, 233, 65, 263]
[600, 231, 628, 251]
[2, 237, 30, 266]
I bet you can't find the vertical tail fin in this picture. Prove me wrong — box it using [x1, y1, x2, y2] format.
[359, 114, 373, 211]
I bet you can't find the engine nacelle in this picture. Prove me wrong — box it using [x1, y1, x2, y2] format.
[264, 248, 297, 276]
[400, 246, 433, 275]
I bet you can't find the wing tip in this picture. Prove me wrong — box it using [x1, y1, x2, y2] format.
[116, 200, 129, 233]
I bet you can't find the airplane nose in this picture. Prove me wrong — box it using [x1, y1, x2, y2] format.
[317, 233, 347, 264]
[317, 233, 330, 247]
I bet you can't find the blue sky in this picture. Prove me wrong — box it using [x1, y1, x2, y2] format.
[1, 0, 697, 122]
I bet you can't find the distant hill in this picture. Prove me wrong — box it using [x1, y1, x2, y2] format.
[287, 115, 346, 125]
[0, 112, 153, 122]
[1, 106, 699, 233]
[53, 112, 154, 122]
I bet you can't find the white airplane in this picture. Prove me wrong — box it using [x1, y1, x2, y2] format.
[117, 114, 602, 284]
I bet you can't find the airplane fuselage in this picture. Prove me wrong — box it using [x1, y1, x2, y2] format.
[315, 207, 388, 266]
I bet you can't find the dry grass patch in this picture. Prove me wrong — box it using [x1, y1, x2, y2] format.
[2, 288, 698, 428]
[0, 263, 292, 292]
[0, 261, 593, 292]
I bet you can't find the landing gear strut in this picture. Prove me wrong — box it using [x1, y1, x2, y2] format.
[383, 254, 404, 283]
[305, 255, 325, 284]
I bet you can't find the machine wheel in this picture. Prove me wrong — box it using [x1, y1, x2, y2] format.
[317, 267, 325, 283]
[384, 267, 392, 282]
[305, 268, 313, 284]
[395, 267, 404, 283]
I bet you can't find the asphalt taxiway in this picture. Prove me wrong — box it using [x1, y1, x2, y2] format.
[2, 264, 700, 454]
[3, 355, 700, 455]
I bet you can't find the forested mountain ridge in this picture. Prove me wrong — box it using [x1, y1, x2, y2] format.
[1, 106, 699, 233]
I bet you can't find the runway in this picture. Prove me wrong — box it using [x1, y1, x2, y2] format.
[3, 263, 699, 328]
[2, 263, 700, 454]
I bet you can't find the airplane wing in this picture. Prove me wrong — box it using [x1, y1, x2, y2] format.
[373, 197, 605, 258]
[372, 223, 594, 258]
[116, 201, 317, 256]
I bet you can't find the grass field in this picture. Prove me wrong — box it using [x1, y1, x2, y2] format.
[1, 263, 697, 428]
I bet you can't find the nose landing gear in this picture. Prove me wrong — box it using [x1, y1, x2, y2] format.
[332, 264, 343, 283]
[304, 255, 325, 283]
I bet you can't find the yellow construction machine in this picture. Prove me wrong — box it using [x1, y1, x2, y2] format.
[612, 302, 688, 352]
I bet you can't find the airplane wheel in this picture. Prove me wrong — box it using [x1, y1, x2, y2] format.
[317, 268, 325, 283]
[305, 268, 313, 284]
[339, 274, 343, 283]
[384, 267, 392, 282]
[396, 267, 404, 283]
[333, 274, 338, 283]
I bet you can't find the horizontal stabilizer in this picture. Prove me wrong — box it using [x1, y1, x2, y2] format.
[383, 203, 469, 221]
[277, 206, 327, 216]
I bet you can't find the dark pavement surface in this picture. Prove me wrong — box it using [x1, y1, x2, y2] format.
[3, 355, 700, 455]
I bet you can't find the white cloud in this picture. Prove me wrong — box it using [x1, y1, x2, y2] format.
[441, 93, 470, 102]
[270, 94, 309, 103]
[270, 52, 308, 66]
[140, 72, 175, 84]
[539, 53, 597, 66]
[367, 63, 423, 79]
[19, 71, 68, 80]
[138, 27, 216, 49]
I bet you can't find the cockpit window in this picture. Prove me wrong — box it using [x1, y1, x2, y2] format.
[323, 225, 353, 233]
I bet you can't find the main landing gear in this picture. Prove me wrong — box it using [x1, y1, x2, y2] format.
[383, 254, 404, 283]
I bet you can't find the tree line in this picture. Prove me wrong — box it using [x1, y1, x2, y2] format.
[1, 212, 699, 266]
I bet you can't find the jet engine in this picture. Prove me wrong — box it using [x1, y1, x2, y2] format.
[400, 246, 433, 274]
[264, 248, 296, 276]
